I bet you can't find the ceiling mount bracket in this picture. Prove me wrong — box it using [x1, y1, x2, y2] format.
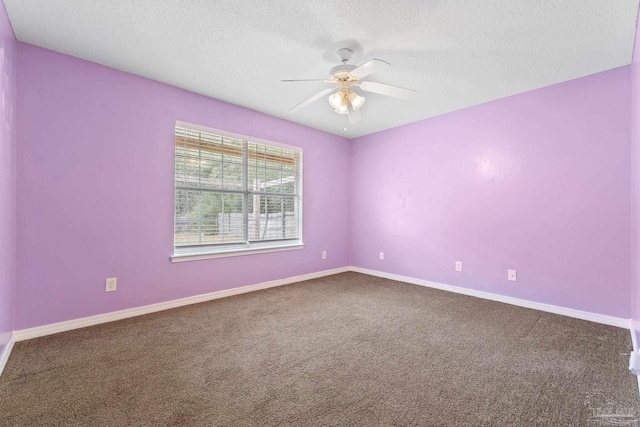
[337, 48, 353, 64]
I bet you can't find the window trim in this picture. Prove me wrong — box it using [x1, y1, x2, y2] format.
[172, 121, 304, 260]
[170, 243, 305, 263]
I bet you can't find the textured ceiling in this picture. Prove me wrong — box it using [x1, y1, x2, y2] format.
[4, 0, 640, 138]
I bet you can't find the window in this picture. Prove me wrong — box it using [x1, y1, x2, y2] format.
[172, 122, 303, 261]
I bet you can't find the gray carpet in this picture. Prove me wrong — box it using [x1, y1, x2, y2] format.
[0, 272, 637, 426]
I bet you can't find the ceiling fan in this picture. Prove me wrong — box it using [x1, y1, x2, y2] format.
[282, 48, 417, 124]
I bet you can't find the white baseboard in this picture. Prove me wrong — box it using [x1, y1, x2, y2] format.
[0, 333, 15, 377]
[13, 266, 350, 342]
[7, 265, 633, 342]
[350, 266, 630, 329]
[5, 265, 640, 392]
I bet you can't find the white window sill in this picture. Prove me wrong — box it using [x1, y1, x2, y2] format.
[171, 243, 304, 263]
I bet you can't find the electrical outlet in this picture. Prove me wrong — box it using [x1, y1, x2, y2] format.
[322, 250, 327, 260]
[455, 261, 463, 272]
[105, 277, 117, 292]
[379, 252, 384, 260]
[508, 270, 517, 282]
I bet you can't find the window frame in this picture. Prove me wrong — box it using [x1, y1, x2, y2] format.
[171, 121, 304, 263]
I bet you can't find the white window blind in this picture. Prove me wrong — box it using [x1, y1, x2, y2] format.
[174, 124, 302, 257]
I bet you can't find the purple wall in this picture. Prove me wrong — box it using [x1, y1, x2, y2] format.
[631, 16, 640, 333]
[15, 44, 350, 330]
[12, 40, 637, 329]
[0, 5, 16, 353]
[632, 64, 640, 341]
[350, 66, 632, 318]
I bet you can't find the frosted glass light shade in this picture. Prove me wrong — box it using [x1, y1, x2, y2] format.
[328, 92, 345, 109]
[348, 92, 365, 110]
[335, 103, 349, 114]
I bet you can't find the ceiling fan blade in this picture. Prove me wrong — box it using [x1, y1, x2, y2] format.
[288, 87, 337, 113]
[349, 59, 390, 79]
[281, 79, 333, 83]
[359, 80, 417, 101]
[348, 107, 362, 124]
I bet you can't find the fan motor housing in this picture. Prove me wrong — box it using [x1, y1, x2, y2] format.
[330, 64, 357, 83]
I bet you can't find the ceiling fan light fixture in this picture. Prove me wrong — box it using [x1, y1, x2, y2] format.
[348, 92, 365, 110]
[284, 51, 416, 121]
[328, 92, 345, 109]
